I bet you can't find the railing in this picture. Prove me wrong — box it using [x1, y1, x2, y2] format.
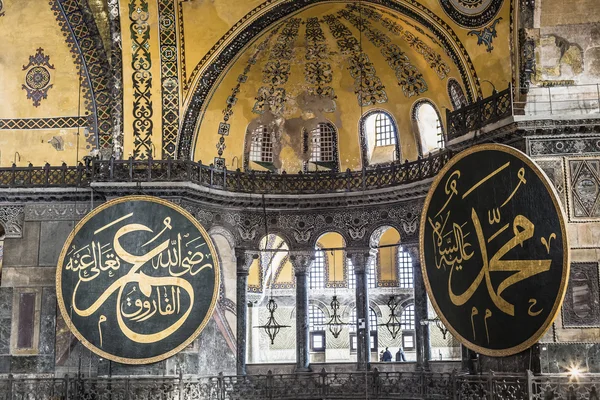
[0, 370, 598, 400]
[447, 83, 600, 141]
[0, 151, 452, 194]
[0, 163, 88, 188]
[446, 86, 513, 141]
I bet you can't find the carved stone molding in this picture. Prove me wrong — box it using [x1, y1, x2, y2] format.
[0, 206, 24, 238]
[528, 135, 600, 157]
[24, 203, 90, 221]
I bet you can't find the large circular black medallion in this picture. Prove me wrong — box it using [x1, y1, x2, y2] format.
[420, 144, 568, 356]
[439, 0, 504, 28]
[56, 196, 219, 364]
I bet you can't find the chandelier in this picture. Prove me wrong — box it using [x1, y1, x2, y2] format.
[255, 298, 290, 345]
[325, 250, 347, 338]
[379, 295, 403, 339]
[420, 317, 449, 339]
[253, 195, 289, 344]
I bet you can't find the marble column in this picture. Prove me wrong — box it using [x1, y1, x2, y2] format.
[347, 249, 372, 371]
[406, 245, 430, 371]
[290, 252, 313, 372]
[235, 249, 257, 376]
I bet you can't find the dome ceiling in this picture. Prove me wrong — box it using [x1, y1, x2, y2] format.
[192, 1, 509, 173]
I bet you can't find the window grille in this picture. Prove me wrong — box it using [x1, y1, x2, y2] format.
[397, 247, 413, 289]
[249, 125, 273, 163]
[309, 123, 336, 163]
[374, 112, 396, 146]
[310, 249, 326, 289]
[348, 258, 376, 289]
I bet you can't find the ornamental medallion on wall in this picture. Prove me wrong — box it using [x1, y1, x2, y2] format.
[420, 144, 569, 356]
[56, 196, 220, 364]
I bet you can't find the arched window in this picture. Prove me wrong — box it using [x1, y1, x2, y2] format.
[448, 79, 468, 111]
[397, 247, 413, 289]
[350, 308, 378, 352]
[347, 258, 376, 289]
[249, 125, 273, 163]
[305, 122, 339, 172]
[310, 247, 326, 289]
[360, 110, 400, 166]
[414, 101, 445, 156]
[309, 305, 326, 352]
[375, 113, 396, 146]
[400, 304, 415, 350]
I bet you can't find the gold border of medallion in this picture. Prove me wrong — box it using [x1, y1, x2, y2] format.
[56, 195, 221, 364]
[419, 144, 569, 357]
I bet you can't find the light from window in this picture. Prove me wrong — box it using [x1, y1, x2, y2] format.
[311, 332, 326, 352]
[249, 125, 273, 163]
[309, 305, 326, 352]
[400, 304, 415, 330]
[310, 248, 326, 289]
[309, 305, 326, 331]
[374, 112, 396, 146]
[415, 102, 444, 155]
[309, 123, 336, 163]
[368, 257, 377, 288]
[402, 332, 415, 350]
[347, 258, 376, 289]
[398, 247, 413, 289]
[348, 259, 356, 289]
[448, 79, 467, 111]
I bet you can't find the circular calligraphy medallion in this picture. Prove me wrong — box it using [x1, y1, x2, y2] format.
[56, 196, 220, 364]
[439, 0, 504, 28]
[420, 144, 569, 357]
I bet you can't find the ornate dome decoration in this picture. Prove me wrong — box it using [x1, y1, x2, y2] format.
[180, 0, 484, 161]
[438, 0, 505, 28]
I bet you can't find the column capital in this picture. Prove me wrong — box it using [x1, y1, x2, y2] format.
[235, 249, 259, 275]
[290, 251, 314, 276]
[346, 248, 372, 274]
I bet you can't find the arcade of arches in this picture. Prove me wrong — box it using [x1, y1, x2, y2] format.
[0, 0, 599, 397]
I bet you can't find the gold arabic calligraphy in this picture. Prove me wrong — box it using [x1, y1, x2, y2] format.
[65, 214, 213, 346]
[428, 162, 554, 344]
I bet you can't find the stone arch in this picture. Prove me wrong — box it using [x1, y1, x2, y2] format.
[208, 225, 238, 249]
[52, 0, 115, 154]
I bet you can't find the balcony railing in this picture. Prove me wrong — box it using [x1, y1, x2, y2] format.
[446, 86, 513, 141]
[446, 83, 600, 141]
[0, 151, 452, 194]
[0, 370, 596, 400]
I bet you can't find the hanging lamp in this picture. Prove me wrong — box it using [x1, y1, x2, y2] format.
[325, 250, 347, 338]
[378, 244, 403, 339]
[420, 317, 449, 340]
[253, 195, 289, 344]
